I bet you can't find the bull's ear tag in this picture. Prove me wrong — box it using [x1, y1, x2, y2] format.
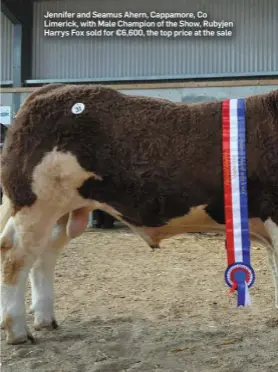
[71, 103, 85, 114]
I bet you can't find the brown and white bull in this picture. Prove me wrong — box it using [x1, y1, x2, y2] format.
[1, 84, 278, 344]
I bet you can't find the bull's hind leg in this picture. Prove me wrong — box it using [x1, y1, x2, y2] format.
[264, 218, 278, 308]
[29, 213, 70, 330]
[0, 205, 60, 344]
[1, 150, 98, 344]
[28, 207, 89, 332]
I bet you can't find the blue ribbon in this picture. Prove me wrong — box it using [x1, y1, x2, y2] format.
[234, 269, 247, 306]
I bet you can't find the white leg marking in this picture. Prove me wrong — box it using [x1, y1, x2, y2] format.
[1, 276, 33, 343]
[29, 252, 59, 330]
[264, 218, 278, 308]
[29, 215, 70, 330]
[0, 217, 35, 343]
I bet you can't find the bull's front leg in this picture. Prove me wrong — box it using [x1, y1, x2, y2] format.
[29, 214, 70, 330]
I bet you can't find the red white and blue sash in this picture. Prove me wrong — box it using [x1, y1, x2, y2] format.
[222, 98, 255, 307]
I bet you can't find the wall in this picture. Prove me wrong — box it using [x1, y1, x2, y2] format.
[31, 0, 278, 82]
[0, 12, 14, 84]
[1, 84, 277, 118]
[120, 85, 278, 102]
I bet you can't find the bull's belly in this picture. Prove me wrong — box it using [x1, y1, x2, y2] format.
[130, 205, 272, 248]
[78, 202, 271, 249]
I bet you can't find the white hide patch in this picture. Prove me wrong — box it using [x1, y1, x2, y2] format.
[31, 148, 102, 207]
[71, 103, 85, 114]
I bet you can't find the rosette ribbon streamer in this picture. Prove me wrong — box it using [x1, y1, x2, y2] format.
[222, 98, 255, 307]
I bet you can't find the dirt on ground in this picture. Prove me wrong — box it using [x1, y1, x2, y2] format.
[1, 226, 278, 372]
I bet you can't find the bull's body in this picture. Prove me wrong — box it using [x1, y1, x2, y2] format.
[0, 84, 278, 344]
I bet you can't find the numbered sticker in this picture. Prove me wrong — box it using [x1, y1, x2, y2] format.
[71, 103, 85, 114]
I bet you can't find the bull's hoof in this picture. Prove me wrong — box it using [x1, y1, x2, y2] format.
[34, 318, 58, 331]
[6, 330, 36, 345]
[150, 244, 160, 251]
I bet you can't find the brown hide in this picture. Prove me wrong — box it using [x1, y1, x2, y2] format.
[1, 85, 278, 235]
